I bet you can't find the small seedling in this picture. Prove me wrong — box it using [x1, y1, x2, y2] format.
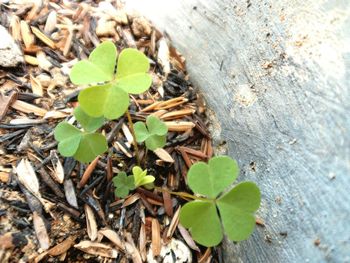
[112, 172, 135, 198]
[134, 115, 168, 151]
[132, 166, 155, 188]
[70, 41, 152, 120]
[54, 106, 107, 163]
[179, 156, 261, 247]
[54, 42, 152, 162]
[112, 166, 155, 198]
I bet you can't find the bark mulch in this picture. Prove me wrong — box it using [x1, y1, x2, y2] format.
[0, 1, 222, 262]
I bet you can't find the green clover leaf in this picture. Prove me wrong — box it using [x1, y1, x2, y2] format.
[179, 156, 261, 247]
[54, 122, 107, 163]
[112, 172, 135, 198]
[187, 156, 239, 199]
[72, 43, 152, 120]
[116, 48, 152, 94]
[134, 115, 168, 151]
[78, 83, 129, 120]
[180, 201, 223, 247]
[70, 41, 117, 85]
[132, 166, 155, 188]
[74, 106, 104, 132]
[217, 182, 261, 242]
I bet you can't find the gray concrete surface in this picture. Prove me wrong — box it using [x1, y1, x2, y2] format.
[126, 1, 350, 262]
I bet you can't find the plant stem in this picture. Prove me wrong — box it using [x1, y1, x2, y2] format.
[126, 110, 140, 166]
[155, 186, 211, 202]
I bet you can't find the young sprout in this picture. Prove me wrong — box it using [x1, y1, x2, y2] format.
[112, 166, 155, 198]
[132, 166, 155, 188]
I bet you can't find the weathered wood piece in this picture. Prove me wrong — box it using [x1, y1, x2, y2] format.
[126, 0, 350, 262]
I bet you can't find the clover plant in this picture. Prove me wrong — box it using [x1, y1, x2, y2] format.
[132, 166, 155, 188]
[112, 166, 155, 198]
[70, 41, 152, 120]
[53, 42, 261, 249]
[134, 115, 168, 151]
[54, 106, 107, 163]
[54, 41, 152, 162]
[179, 156, 261, 247]
[112, 171, 135, 198]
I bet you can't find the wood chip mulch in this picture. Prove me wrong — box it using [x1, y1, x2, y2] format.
[0, 1, 222, 262]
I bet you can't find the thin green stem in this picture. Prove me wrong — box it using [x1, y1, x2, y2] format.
[126, 110, 140, 166]
[155, 186, 212, 202]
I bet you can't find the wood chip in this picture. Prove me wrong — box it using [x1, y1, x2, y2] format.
[0, 91, 17, 121]
[64, 179, 78, 208]
[11, 99, 47, 116]
[31, 26, 56, 49]
[44, 11, 57, 34]
[78, 156, 99, 188]
[20, 20, 35, 48]
[29, 74, 43, 97]
[157, 38, 171, 76]
[47, 236, 77, 256]
[33, 211, 50, 250]
[165, 121, 195, 132]
[85, 204, 98, 241]
[24, 54, 39, 65]
[96, 18, 117, 37]
[139, 223, 147, 261]
[160, 108, 195, 120]
[16, 159, 40, 198]
[124, 232, 142, 263]
[166, 207, 180, 239]
[98, 228, 125, 251]
[153, 148, 174, 163]
[0, 171, 10, 183]
[178, 224, 200, 252]
[10, 15, 21, 42]
[50, 151, 64, 184]
[74, 241, 118, 258]
[151, 218, 161, 257]
[162, 190, 173, 217]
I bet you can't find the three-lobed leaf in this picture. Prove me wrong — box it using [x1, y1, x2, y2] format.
[73, 133, 108, 163]
[116, 48, 152, 94]
[72, 43, 152, 120]
[179, 156, 261, 247]
[74, 106, 104, 132]
[217, 182, 260, 241]
[54, 122, 107, 163]
[180, 201, 223, 247]
[113, 172, 135, 198]
[187, 156, 239, 199]
[134, 115, 168, 151]
[70, 41, 117, 85]
[78, 83, 129, 120]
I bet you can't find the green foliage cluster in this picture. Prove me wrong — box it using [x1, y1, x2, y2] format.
[112, 166, 155, 198]
[179, 156, 261, 247]
[134, 115, 168, 151]
[54, 42, 261, 249]
[54, 41, 152, 163]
